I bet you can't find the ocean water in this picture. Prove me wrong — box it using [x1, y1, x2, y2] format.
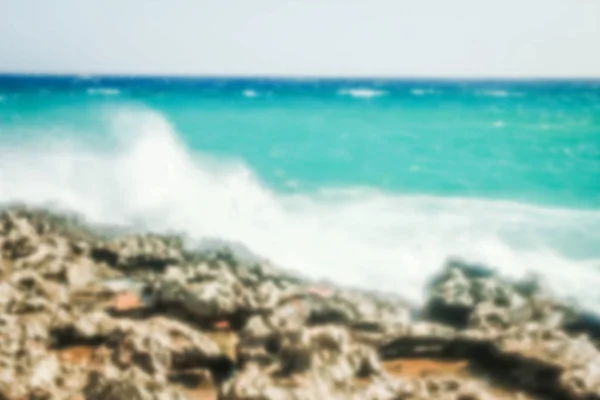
[1, 75, 599, 307]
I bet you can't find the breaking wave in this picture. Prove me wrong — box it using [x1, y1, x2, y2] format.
[87, 88, 121, 96]
[1, 107, 600, 308]
[338, 88, 386, 99]
[242, 89, 259, 98]
[411, 88, 438, 96]
[476, 90, 523, 98]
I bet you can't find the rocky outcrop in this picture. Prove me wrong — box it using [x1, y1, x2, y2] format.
[0, 208, 230, 399]
[2, 206, 600, 400]
[222, 324, 383, 400]
[84, 365, 187, 400]
[424, 259, 579, 332]
[91, 234, 184, 275]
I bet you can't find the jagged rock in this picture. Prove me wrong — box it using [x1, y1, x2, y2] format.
[394, 375, 497, 400]
[5, 270, 69, 317]
[425, 260, 511, 328]
[0, 209, 119, 293]
[0, 210, 41, 261]
[28, 354, 61, 392]
[61, 310, 121, 340]
[361, 375, 405, 400]
[68, 283, 125, 313]
[228, 324, 385, 400]
[84, 365, 186, 400]
[456, 324, 600, 397]
[91, 234, 183, 273]
[425, 259, 577, 332]
[0, 314, 22, 356]
[0, 281, 19, 309]
[565, 311, 600, 340]
[4, 206, 600, 400]
[379, 322, 456, 359]
[0, 315, 68, 399]
[154, 267, 251, 324]
[561, 359, 600, 399]
[237, 315, 279, 367]
[109, 317, 222, 371]
[264, 288, 411, 339]
[251, 280, 285, 311]
[158, 278, 238, 317]
[468, 302, 511, 332]
[220, 360, 355, 400]
[348, 344, 382, 377]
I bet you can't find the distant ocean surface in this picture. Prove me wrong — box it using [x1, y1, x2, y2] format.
[1, 75, 599, 307]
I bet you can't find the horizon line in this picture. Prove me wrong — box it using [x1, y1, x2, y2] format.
[1, 71, 600, 81]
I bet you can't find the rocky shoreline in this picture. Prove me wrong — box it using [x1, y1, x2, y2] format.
[1, 206, 599, 399]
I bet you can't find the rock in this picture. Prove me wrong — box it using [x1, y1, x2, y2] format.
[266, 288, 411, 340]
[0, 314, 69, 399]
[228, 324, 387, 400]
[114, 317, 222, 367]
[424, 265, 474, 328]
[156, 276, 244, 321]
[84, 366, 186, 400]
[219, 362, 277, 400]
[65, 257, 101, 287]
[4, 206, 600, 400]
[468, 302, 511, 332]
[91, 234, 183, 273]
[68, 311, 121, 340]
[424, 259, 576, 333]
[236, 315, 279, 367]
[560, 359, 600, 399]
[110, 325, 173, 381]
[362, 375, 405, 400]
[0, 210, 41, 260]
[563, 310, 600, 339]
[465, 323, 600, 397]
[252, 280, 284, 311]
[29, 354, 60, 390]
[380, 322, 456, 359]
[0, 281, 19, 309]
[349, 345, 382, 377]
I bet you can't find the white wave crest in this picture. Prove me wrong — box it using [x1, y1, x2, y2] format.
[1, 107, 600, 308]
[338, 88, 385, 99]
[476, 90, 523, 98]
[411, 88, 437, 96]
[243, 89, 259, 98]
[87, 88, 121, 96]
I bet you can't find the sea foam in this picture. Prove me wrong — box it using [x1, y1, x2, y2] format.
[476, 90, 523, 98]
[243, 89, 259, 98]
[338, 88, 386, 99]
[411, 88, 437, 96]
[87, 88, 121, 96]
[1, 107, 599, 308]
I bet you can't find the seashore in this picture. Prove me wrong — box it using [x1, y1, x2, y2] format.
[1, 205, 599, 399]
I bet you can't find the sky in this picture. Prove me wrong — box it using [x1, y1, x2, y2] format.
[1, 0, 599, 77]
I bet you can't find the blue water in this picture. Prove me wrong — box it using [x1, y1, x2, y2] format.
[1, 75, 600, 307]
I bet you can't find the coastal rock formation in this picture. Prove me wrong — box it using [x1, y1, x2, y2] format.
[424, 259, 579, 332]
[1, 206, 600, 399]
[222, 324, 384, 400]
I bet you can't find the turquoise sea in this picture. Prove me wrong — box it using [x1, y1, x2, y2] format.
[1, 75, 599, 307]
